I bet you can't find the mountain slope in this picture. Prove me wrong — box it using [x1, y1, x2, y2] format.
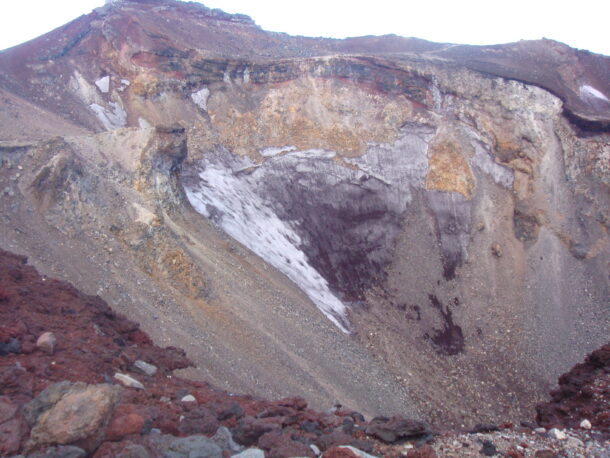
[0, 0, 608, 427]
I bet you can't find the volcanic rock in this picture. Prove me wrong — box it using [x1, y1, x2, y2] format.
[177, 406, 219, 436]
[25, 382, 122, 453]
[257, 430, 315, 458]
[104, 405, 146, 442]
[27, 445, 87, 458]
[36, 332, 57, 355]
[232, 416, 282, 446]
[114, 373, 144, 390]
[134, 360, 158, 377]
[164, 435, 223, 458]
[211, 426, 244, 454]
[365, 416, 431, 443]
[0, 0, 608, 452]
[0, 338, 21, 356]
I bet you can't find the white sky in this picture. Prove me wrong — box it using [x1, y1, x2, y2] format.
[0, 0, 609, 56]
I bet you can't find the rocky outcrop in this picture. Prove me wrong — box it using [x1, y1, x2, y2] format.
[1, 248, 608, 456]
[536, 343, 610, 430]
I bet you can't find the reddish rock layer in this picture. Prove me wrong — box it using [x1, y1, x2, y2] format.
[536, 343, 610, 431]
[0, 249, 433, 456]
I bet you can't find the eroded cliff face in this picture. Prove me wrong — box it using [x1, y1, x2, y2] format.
[0, 0, 608, 427]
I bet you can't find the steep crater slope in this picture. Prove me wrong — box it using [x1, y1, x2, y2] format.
[0, 0, 608, 427]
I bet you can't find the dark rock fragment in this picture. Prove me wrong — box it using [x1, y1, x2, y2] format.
[480, 439, 498, 456]
[232, 416, 281, 446]
[0, 338, 21, 356]
[365, 415, 431, 443]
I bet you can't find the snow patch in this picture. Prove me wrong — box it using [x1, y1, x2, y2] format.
[90, 102, 127, 130]
[260, 145, 297, 157]
[191, 87, 210, 111]
[95, 76, 110, 93]
[185, 158, 349, 332]
[580, 85, 609, 102]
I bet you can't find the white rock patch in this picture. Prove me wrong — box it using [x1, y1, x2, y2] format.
[580, 84, 609, 102]
[191, 87, 210, 111]
[95, 76, 110, 93]
[89, 102, 127, 130]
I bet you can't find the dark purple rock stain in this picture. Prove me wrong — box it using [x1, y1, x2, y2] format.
[424, 294, 465, 356]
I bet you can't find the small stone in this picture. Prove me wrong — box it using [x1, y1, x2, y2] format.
[134, 360, 157, 376]
[480, 440, 497, 456]
[337, 446, 378, 458]
[491, 243, 503, 257]
[547, 428, 566, 440]
[579, 419, 591, 429]
[566, 436, 584, 448]
[232, 449, 265, 458]
[114, 373, 144, 389]
[181, 394, 196, 402]
[36, 332, 56, 355]
[0, 338, 21, 356]
[534, 427, 546, 434]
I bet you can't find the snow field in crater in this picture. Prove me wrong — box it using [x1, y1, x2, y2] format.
[185, 163, 350, 332]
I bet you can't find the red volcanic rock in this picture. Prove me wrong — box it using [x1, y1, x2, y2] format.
[232, 416, 282, 446]
[178, 406, 219, 436]
[406, 444, 438, 458]
[258, 430, 315, 458]
[0, 417, 25, 456]
[25, 382, 122, 453]
[536, 343, 610, 431]
[323, 447, 362, 458]
[0, 397, 25, 457]
[104, 405, 146, 442]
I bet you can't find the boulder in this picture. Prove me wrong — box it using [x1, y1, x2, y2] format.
[25, 382, 122, 453]
[0, 337, 21, 355]
[232, 416, 281, 446]
[211, 426, 244, 453]
[105, 408, 146, 442]
[165, 435, 223, 458]
[258, 430, 315, 458]
[365, 416, 431, 443]
[0, 417, 24, 456]
[178, 406, 219, 436]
